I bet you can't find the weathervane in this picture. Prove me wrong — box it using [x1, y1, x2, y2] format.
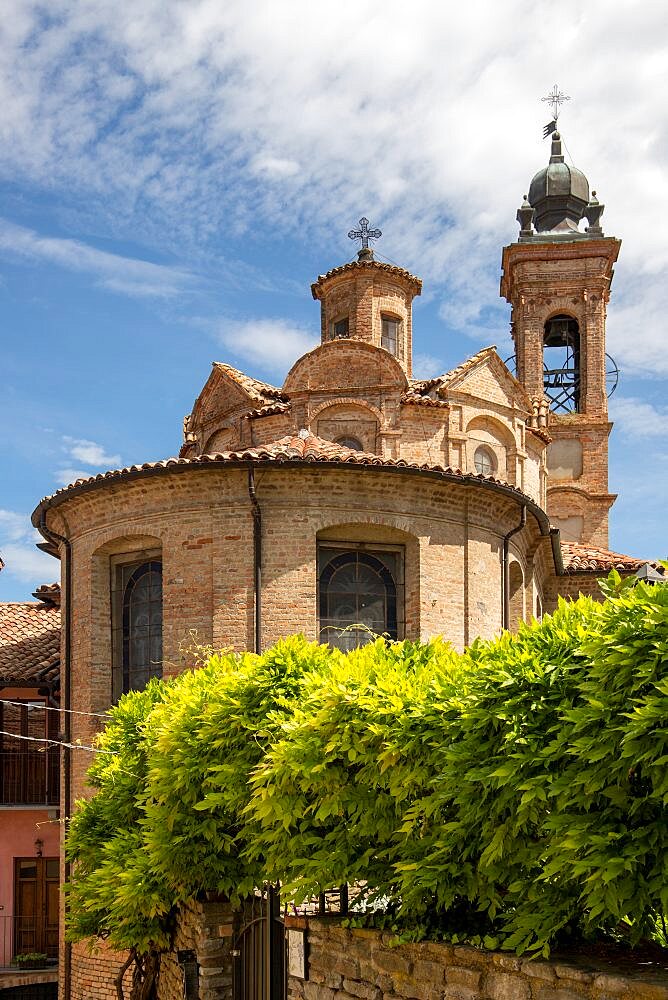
[541, 84, 570, 136]
[348, 217, 382, 253]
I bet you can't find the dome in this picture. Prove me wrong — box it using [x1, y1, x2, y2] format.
[528, 132, 590, 233]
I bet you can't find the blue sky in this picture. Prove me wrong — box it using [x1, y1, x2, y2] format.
[2, 0, 668, 601]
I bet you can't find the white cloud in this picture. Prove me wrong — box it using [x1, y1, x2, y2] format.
[0, 510, 34, 543]
[0, 0, 664, 373]
[0, 543, 56, 583]
[0, 510, 56, 584]
[609, 397, 668, 440]
[62, 436, 121, 467]
[213, 318, 318, 374]
[54, 467, 96, 486]
[250, 154, 300, 179]
[413, 353, 445, 379]
[0, 218, 194, 299]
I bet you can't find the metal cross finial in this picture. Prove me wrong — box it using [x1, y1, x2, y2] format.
[541, 84, 570, 122]
[348, 217, 382, 250]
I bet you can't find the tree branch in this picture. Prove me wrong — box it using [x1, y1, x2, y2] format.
[115, 948, 136, 1000]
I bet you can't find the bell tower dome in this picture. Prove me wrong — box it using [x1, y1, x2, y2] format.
[500, 133, 621, 549]
[310, 219, 422, 377]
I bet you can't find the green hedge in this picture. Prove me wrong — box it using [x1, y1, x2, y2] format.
[66, 574, 668, 956]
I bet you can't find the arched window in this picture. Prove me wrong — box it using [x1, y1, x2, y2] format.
[119, 560, 163, 695]
[474, 446, 496, 476]
[335, 436, 364, 451]
[319, 550, 398, 651]
[543, 315, 580, 412]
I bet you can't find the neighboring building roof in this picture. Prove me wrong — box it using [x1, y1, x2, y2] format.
[0, 593, 61, 690]
[560, 541, 656, 575]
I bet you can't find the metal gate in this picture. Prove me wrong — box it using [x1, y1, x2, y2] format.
[232, 888, 285, 1000]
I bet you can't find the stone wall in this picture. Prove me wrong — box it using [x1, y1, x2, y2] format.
[287, 919, 668, 1000]
[158, 897, 234, 1000]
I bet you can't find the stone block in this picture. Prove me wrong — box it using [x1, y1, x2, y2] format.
[445, 967, 481, 991]
[373, 951, 413, 976]
[521, 961, 556, 983]
[534, 988, 586, 1000]
[304, 983, 335, 1000]
[553, 965, 594, 984]
[484, 971, 531, 1000]
[593, 974, 632, 996]
[391, 977, 444, 1000]
[413, 959, 446, 985]
[321, 972, 343, 989]
[491, 955, 522, 972]
[342, 977, 382, 1000]
[453, 946, 487, 968]
[443, 988, 478, 1000]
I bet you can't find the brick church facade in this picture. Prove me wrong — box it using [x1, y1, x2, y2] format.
[26, 132, 655, 999]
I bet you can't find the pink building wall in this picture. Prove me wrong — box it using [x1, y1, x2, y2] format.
[0, 809, 59, 920]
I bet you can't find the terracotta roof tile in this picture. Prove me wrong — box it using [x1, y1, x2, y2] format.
[400, 391, 450, 408]
[32, 583, 61, 606]
[244, 400, 292, 419]
[213, 363, 286, 403]
[527, 425, 552, 444]
[560, 541, 655, 574]
[311, 259, 422, 298]
[0, 598, 60, 689]
[34, 433, 544, 535]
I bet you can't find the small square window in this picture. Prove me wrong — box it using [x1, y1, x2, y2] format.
[333, 317, 349, 339]
[381, 316, 400, 355]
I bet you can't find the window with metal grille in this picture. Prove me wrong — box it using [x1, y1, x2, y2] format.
[318, 546, 403, 651]
[111, 557, 163, 701]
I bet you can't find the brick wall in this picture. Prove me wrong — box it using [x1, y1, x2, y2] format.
[48, 461, 550, 998]
[288, 919, 668, 1000]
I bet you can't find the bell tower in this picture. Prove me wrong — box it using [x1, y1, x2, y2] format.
[500, 131, 621, 548]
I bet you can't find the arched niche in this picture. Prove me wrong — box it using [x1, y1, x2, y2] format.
[312, 399, 382, 453]
[203, 427, 237, 454]
[508, 560, 524, 632]
[465, 414, 516, 482]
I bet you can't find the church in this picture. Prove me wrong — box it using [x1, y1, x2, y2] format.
[15, 128, 656, 999]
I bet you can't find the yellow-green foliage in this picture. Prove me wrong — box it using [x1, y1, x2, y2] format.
[66, 577, 668, 956]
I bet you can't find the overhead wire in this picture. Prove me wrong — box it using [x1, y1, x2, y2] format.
[0, 698, 111, 719]
[0, 729, 116, 755]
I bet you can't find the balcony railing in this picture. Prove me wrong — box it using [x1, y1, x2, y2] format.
[0, 914, 58, 967]
[0, 751, 59, 806]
